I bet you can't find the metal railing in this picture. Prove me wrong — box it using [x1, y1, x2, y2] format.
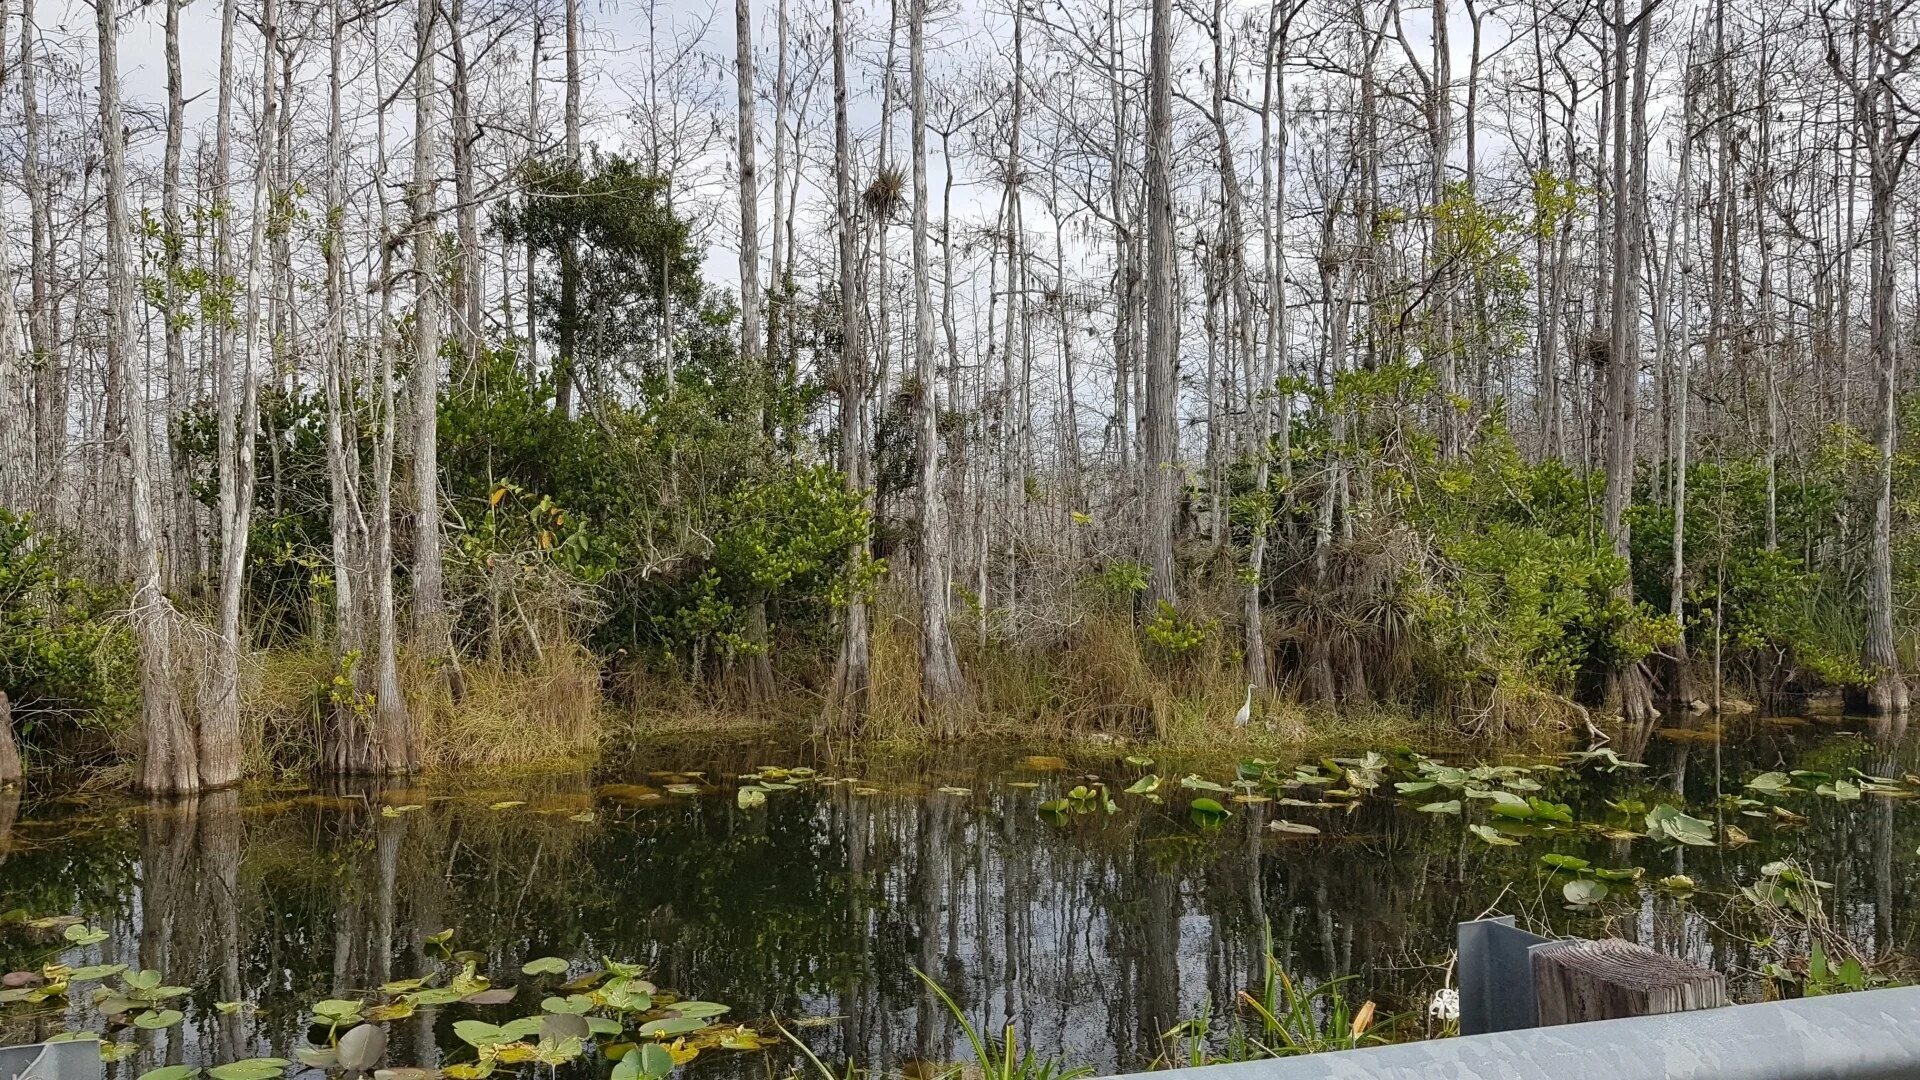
[1104, 918, 1920, 1080]
[1106, 986, 1920, 1079]
[0, 1039, 102, 1080]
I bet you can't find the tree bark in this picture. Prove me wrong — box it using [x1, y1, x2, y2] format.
[202, 0, 278, 792]
[911, 0, 967, 732]
[1603, 0, 1658, 727]
[411, 0, 457, 702]
[826, 0, 870, 733]
[21, 0, 62, 523]
[735, 0, 776, 702]
[1142, 0, 1179, 608]
[103, 0, 199, 795]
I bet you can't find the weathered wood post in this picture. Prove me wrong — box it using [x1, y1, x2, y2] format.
[1531, 938, 1728, 1025]
[0, 692, 20, 786]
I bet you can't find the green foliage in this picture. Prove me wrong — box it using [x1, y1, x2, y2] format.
[1397, 433, 1678, 711]
[1094, 561, 1148, 600]
[494, 153, 704, 393]
[0, 511, 137, 740]
[1143, 602, 1209, 656]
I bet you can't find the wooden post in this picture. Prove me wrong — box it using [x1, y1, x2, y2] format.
[1532, 938, 1727, 1025]
[0, 692, 19, 786]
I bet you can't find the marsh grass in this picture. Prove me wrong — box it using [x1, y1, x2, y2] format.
[237, 642, 604, 777]
[1161, 923, 1389, 1066]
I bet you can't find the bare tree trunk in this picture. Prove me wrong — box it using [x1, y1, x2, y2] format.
[735, 0, 776, 702]
[769, 0, 790, 392]
[323, 0, 371, 760]
[161, 0, 193, 593]
[449, 0, 483, 384]
[911, 0, 967, 732]
[21, 0, 61, 522]
[103, 0, 198, 795]
[1142, 0, 1178, 608]
[331, 15, 415, 775]
[1247, 4, 1291, 692]
[411, 0, 457, 703]
[1665, 52, 1696, 706]
[554, 0, 583, 416]
[525, 14, 542, 375]
[1603, 0, 1657, 727]
[203, 0, 279, 792]
[826, 0, 870, 733]
[1859, 15, 1911, 714]
[0, 0, 24, 512]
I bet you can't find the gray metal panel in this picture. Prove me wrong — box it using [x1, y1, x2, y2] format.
[1101, 985, 1920, 1080]
[1456, 916, 1554, 1035]
[0, 1041, 103, 1080]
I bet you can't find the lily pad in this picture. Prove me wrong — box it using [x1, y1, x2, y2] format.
[1645, 805, 1716, 846]
[638, 1017, 707, 1038]
[207, 1059, 291, 1080]
[134, 1009, 184, 1030]
[1563, 879, 1608, 906]
[1267, 819, 1319, 835]
[521, 957, 569, 977]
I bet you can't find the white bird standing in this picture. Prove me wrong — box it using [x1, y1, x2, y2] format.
[1234, 684, 1253, 728]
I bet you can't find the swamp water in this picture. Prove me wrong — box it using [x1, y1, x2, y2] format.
[2, 715, 1920, 1079]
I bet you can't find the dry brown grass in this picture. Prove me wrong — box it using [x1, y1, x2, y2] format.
[232, 642, 604, 777]
[412, 643, 603, 769]
[847, 581, 1436, 756]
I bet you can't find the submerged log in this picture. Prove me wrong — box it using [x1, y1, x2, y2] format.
[1532, 938, 1727, 1025]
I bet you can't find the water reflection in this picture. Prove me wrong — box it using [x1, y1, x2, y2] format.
[2, 720, 1919, 1077]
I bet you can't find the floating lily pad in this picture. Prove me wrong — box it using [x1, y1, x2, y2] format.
[1563, 879, 1608, 906]
[1468, 824, 1519, 846]
[1645, 804, 1716, 846]
[638, 1016, 707, 1038]
[207, 1059, 291, 1080]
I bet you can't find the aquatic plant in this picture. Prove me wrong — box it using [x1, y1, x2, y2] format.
[776, 970, 1091, 1080]
[0, 924, 759, 1080]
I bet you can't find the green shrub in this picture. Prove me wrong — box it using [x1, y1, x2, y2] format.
[0, 510, 137, 743]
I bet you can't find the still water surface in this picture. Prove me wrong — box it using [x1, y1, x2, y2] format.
[2, 716, 1918, 1077]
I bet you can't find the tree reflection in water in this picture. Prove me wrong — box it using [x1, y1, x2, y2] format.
[1, 720, 1917, 1078]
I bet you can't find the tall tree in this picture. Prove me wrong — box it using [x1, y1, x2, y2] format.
[1142, 0, 1179, 608]
[736, 0, 776, 701]
[1827, 0, 1917, 714]
[827, 0, 871, 731]
[911, 0, 967, 729]
[100, 0, 197, 793]
[411, 0, 456, 703]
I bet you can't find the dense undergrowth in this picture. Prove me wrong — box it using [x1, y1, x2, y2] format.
[4, 170, 1916, 779]
[3, 380, 1915, 778]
